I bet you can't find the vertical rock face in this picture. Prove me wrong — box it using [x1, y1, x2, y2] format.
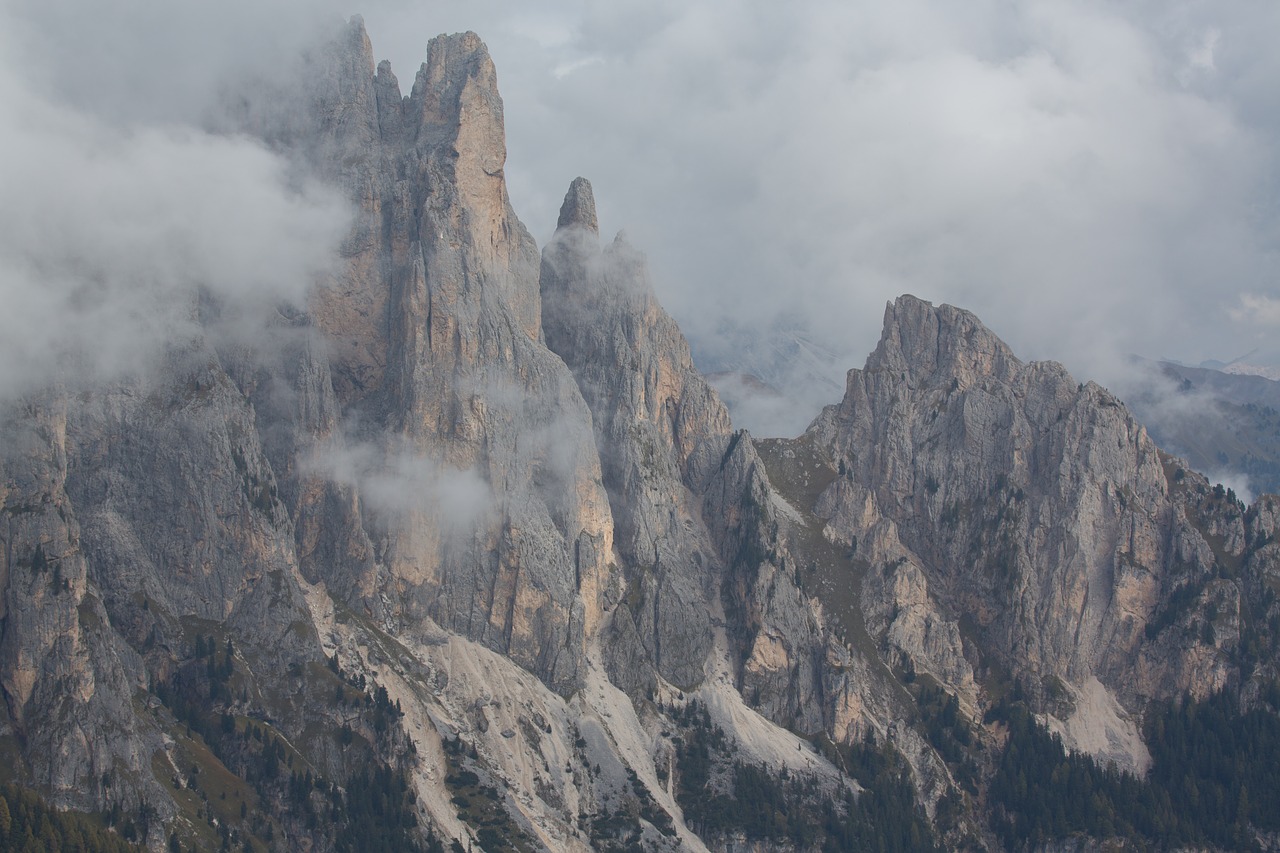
[0, 353, 326, 813]
[257, 23, 619, 693]
[0, 19, 621, 819]
[541, 177, 735, 690]
[371, 34, 613, 692]
[0, 397, 152, 804]
[807, 295, 1256, 764]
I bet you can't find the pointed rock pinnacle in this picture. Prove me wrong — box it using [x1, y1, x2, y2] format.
[557, 177, 598, 234]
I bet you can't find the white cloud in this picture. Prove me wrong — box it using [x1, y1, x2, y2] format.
[553, 56, 604, 79]
[0, 2, 351, 401]
[8, 0, 1279, 435]
[358, 0, 1280, 432]
[1207, 469, 1254, 506]
[4, 0, 348, 125]
[301, 438, 491, 528]
[1230, 293, 1280, 327]
[1187, 28, 1221, 74]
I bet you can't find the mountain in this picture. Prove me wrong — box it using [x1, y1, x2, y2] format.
[3, 18, 1280, 853]
[1128, 359, 1280, 497]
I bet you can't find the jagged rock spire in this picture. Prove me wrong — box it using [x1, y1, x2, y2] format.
[557, 177, 598, 233]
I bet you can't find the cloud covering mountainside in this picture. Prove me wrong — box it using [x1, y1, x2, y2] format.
[5, 0, 1279, 435]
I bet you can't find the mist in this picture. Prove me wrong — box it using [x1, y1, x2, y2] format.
[356, 0, 1280, 438]
[8, 0, 1278, 451]
[0, 1, 351, 401]
[301, 437, 491, 529]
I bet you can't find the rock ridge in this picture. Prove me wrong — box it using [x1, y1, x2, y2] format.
[807, 294, 1272, 770]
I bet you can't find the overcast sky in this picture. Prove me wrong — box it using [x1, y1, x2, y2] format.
[4, 0, 1278, 434]
[360, 0, 1280, 428]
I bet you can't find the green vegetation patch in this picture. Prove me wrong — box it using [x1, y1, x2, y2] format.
[440, 736, 536, 853]
[988, 689, 1280, 851]
[673, 700, 938, 852]
[0, 783, 142, 852]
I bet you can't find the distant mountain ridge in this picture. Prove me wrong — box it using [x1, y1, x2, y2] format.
[1128, 358, 1280, 497]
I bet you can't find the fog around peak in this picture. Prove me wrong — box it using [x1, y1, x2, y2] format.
[0, 4, 352, 400]
[358, 0, 1279, 436]
[7, 0, 1279, 453]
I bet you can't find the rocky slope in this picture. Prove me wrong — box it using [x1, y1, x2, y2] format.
[3, 17, 1280, 853]
[805, 296, 1275, 767]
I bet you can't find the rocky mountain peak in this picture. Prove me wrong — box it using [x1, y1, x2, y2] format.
[806, 288, 1265, 775]
[556, 176, 599, 234]
[868, 293, 1022, 391]
[340, 15, 375, 67]
[540, 176, 737, 692]
[409, 32, 501, 150]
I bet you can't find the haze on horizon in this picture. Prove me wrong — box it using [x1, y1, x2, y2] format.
[4, 0, 1279, 437]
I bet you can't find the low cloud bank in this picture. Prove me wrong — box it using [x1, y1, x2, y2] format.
[0, 2, 351, 401]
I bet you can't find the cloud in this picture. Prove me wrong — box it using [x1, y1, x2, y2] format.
[0, 2, 351, 401]
[4, 0, 349, 125]
[1122, 358, 1263, 500]
[301, 437, 491, 529]
[1180, 27, 1220, 81]
[357, 0, 1280, 434]
[8, 0, 1279, 439]
[1230, 293, 1280, 327]
[1206, 469, 1254, 506]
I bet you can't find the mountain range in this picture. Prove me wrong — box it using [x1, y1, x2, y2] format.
[2, 19, 1279, 853]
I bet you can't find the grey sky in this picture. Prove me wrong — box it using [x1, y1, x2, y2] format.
[5, 0, 1278, 435]
[360, 0, 1280, 431]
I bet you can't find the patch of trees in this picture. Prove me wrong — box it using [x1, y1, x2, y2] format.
[583, 761, 677, 850]
[153, 642, 439, 853]
[672, 701, 937, 852]
[1147, 688, 1280, 846]
[439, 736, 533, 853]
[913, 681, 977, 790]
[815, 734, 940, 853]
[988, 702, 1158, 848]
[988, 689, 1280, 850]
[1143, 579, 1206, 641]
[0, 783, 140, 852]
[328, 654, 405, 735]
[331, 766, 437, 853]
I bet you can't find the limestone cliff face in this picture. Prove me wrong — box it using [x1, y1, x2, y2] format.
[540, 178, 736, 691]
[0, 342, 335, 817]
[0, 397, 155, 807]
[0, 20, 618, 820]
[808, 295, 1260, 764]
[255, 22, 619, 694]
[537, 178, 875, 771]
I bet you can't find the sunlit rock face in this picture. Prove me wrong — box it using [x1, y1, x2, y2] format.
[540, 176, 741, 692]
[808, 295, 1259, 770]
[0, 21, 621, 818]
[252, 21, 621, 694]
